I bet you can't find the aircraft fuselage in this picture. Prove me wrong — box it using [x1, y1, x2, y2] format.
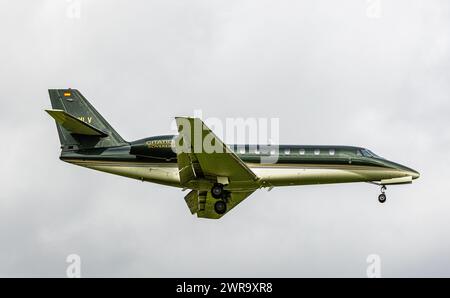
[60, 135, 420, 191]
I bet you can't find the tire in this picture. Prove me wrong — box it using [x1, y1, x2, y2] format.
[378, 193, 386, 203]
[214, 200, 227, 214]
[211, 184, 223, 199]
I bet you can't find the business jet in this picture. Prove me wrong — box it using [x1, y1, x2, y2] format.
[46, 89, 420, 219]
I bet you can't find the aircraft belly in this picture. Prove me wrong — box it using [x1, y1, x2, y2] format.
[66, 159, 410, 190]
[68, 161, 182, 188]
[250, 165, 405, 186]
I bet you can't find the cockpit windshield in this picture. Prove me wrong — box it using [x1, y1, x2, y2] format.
[360, 149, 382, 158]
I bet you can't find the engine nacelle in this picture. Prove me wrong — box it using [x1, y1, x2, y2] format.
[130, 135, 176, 160]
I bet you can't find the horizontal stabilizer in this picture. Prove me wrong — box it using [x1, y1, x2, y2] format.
[45, 109, 108, 137]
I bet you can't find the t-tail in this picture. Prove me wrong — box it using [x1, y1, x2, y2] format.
[46, 89, 127, 150]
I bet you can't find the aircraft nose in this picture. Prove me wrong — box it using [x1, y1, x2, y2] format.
[398, 164, 420, 180]
[411, 169, 420, 180]
[386, 160, 420, 180]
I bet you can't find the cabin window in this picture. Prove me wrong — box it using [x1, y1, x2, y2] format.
[356, 150, 362, 157]
[249, 146, 259, 154]
[329, 149, 335, 156]
[285, 148, 290, 155]
[314, 149, 320, 155]
[299, 149, 305, 155]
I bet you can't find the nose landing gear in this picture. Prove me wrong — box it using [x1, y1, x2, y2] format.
[378, 185, 387, 203]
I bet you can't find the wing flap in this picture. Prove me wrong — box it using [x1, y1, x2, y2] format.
[197, 190, 255, 219]
[183, 189, 255, 219]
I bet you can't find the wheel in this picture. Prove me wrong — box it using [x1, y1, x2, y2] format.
[378, 193, 386, 203]
[214, 200, 227, 214]
[211, 183, 224, 199]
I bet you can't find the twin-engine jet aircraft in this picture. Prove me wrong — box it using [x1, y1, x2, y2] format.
[46, 89, 420, 219]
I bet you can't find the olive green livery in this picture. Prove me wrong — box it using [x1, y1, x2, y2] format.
[46, 89, 420, 219]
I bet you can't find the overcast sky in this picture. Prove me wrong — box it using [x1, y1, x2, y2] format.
[0, 0, 449, 277]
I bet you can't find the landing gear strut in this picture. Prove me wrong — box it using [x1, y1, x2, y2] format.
[378, 185, 387, 203]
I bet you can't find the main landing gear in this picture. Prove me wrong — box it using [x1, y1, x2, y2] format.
[211, 183, 224, 199]
[378, 185, 387, 203]
[214, 200, 227, 214]
[211, 183, 229, 214]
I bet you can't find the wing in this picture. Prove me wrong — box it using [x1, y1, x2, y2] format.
[184, 189, 255, 219]
[175, 117, 259, 219]
[175, 117, 258, 185]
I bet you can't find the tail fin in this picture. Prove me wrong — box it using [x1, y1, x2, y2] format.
[47, 89, 127, 150]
